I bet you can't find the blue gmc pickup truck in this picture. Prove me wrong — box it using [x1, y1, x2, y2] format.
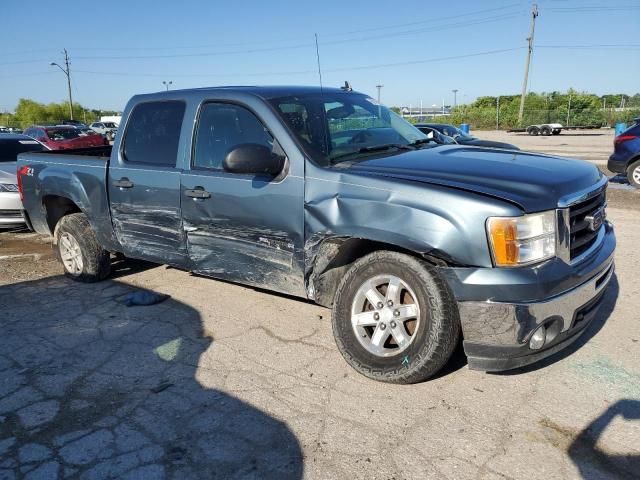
[17, 86, 615, 383]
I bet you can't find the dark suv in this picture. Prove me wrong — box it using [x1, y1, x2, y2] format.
[608, 119, 640, 188]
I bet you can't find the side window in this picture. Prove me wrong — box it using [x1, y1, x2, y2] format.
[123, 101, 185, 166]
[193, 103, 274, 171]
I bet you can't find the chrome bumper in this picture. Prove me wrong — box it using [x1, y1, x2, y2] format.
[459, 258, 615, 371]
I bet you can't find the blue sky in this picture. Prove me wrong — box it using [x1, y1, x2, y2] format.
[1, 0, 638, 112]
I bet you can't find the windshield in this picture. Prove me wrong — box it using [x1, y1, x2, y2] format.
[46, 128, 80, 141]
[0, 139, 45, 162]
[269, 93, 428, 165]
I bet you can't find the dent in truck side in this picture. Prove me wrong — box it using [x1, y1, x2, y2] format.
[179, 94, 307, 297]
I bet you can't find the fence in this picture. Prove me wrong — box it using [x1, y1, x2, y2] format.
[408, 108, 639, 130]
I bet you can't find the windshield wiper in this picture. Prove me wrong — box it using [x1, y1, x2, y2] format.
[330, 143, 414, 164]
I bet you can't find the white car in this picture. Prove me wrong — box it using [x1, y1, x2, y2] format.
[0, 134, 47, 228]
[89, 122, 118, 140]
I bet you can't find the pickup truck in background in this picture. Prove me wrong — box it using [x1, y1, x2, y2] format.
[17, 86, 616, 383]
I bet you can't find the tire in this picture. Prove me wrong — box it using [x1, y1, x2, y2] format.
[54, 213, 111, 282]
[627, 160, 640, 188]
[541, 127, 551, 136]
[331, 251, 460, 384]
[528, 127, 540, 136]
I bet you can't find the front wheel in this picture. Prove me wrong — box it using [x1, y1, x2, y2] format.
[628, 160, 640, 188]
[331, 251, 460, 384]
[54, 213, 111, 282]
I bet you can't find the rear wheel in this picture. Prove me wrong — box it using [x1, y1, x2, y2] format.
[528, 126, 540, 136]
[628, 160, 640, 188]
[331, 251, 460, 384]
[541, 126, 551, 136]
[54, 213, 111, 282]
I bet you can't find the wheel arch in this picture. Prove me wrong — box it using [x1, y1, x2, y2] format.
[42, 195, 82, 234]
[305, 235, 456, 307]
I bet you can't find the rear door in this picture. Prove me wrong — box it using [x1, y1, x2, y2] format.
[180, 100, 305, 296]
[108, 100, 188, 265]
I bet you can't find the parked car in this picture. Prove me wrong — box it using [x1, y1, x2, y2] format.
[17, 86, 615, 383]
[62, 120, 89, 128]
[0, 133, 47, 227]
[90, 122, 118, 140]
[416, 123, 520, 150]
[607, 118, 640, 188]
[23, 125, 107, 150]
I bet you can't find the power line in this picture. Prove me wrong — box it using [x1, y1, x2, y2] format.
[0, 4, 523, 58]
[0, 11, 523, 65]
[69, 13, 521, 61]
[536, 44, 640, 49]
[69, 47, 524, 79]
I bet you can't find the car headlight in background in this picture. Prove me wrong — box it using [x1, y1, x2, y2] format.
[487, 211, 556, 267]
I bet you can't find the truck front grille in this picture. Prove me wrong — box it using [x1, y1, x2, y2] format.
[569, 190, 606, 260]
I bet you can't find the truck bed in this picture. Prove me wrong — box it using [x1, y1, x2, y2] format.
[17, 147, 114, 248]
[38, 145, 112, 159]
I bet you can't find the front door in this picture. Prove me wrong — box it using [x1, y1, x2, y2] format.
[180, 101, 304, 296]
[108, 100, 188, 265]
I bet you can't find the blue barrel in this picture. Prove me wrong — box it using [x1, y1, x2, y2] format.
[615, 123, 627, 136]
[460, 123, 470, 134]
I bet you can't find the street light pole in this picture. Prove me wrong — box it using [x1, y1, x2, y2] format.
[452, 89, 458, 108]
[375, 84, 383, 117]
[162, 81, 173, 91]
[50, 48, 73, 120]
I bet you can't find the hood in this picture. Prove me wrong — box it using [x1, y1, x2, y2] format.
[343, 146, 603, 212]
[0, 162, 17, 184]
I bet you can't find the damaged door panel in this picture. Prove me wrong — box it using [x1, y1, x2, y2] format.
[108, 100, 189, 265]
[180, 100, 305, 296]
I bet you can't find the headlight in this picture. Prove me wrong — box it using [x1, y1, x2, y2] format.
[487, 211, 556, 267]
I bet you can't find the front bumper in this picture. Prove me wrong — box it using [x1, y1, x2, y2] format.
[442, 222, 616, 372]
[0, 192, 26, 227]
[607, 152, 628, 174]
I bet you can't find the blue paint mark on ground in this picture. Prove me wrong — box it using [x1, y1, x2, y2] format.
[571, 358, 640, 398]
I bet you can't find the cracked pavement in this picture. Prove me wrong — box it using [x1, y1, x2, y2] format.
[0, 207, 639, 479]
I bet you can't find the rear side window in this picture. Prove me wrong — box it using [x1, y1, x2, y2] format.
[123, 101, 185, 166]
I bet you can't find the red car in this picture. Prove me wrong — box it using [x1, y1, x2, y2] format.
[23, 125, 108, 150]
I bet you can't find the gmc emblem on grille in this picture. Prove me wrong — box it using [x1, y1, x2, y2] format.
[585, 207, 605, 232]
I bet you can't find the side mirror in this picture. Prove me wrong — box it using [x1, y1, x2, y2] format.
[223, 143, 285, 176]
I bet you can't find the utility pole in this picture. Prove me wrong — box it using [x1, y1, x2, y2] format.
[50, 49, 74, 120]
[566, 94, 572, 127]
[452, 89, 458, 108]
[496, 96, 500, 130]
[518, 4, 538, 125]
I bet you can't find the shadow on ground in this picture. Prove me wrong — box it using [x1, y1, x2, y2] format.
[568, 399, 640, 479]
[0, 275, 303, 479]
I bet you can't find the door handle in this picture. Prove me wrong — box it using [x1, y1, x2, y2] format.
[185, 187, 211, 199]
[113, 177, 134, 189]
